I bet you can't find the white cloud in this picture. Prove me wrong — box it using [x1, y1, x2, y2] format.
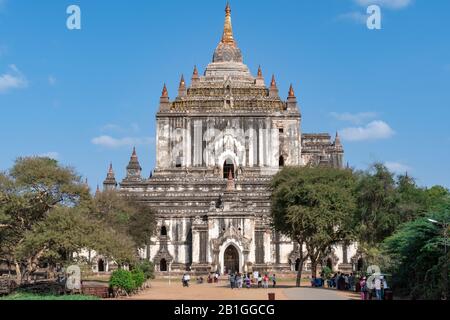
[38, 152, 59, 160]
[330, 112, 378, 125]
[101, 124, 124, 132]
[385, 161, 411, 174]
[340, 120, 395, 141]
[354, 0, 412, 9]
[48, 75, 56, 86]
[91, 135, 154, 148]
[0, 64, 28, 93]
[337, 11, 369, 24]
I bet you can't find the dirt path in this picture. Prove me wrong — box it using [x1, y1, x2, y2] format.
[130, 281, 288, 300]
[128, 280, 360, 301]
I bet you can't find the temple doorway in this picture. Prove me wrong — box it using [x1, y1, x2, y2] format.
[160, 259, 167, 272]
[224, 245, 239, 274]
[98, 259, 105, 272]
[223, 159, 235, 179]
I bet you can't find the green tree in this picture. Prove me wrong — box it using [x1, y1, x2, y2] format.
[0, 157, 155, 284]
[271, 166, 357, 285]
[91, 190, 156, 251]
[0, 157, 89, 282]
[382, 200, 450, 299]
[354, 163, 399, 246]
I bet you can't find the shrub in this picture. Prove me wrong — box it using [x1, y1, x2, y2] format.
[109, 269, 135, 294]
[134, 260, 155, 280]
[131, 269, 145, 289]
[322, 266, 333, 279]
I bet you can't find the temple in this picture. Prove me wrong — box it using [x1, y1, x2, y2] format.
[103, 4, 358, 275]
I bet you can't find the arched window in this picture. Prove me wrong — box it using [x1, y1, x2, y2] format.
[161, 226, 167, 236]
[279, 156, 285, 167]
[223, 159, 235, 179]
[160, 259, 167, 272]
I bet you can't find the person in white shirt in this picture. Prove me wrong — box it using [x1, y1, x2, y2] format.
[374, 276, 382, 300]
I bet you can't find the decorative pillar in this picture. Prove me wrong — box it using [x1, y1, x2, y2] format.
[190, 216, 210, 274]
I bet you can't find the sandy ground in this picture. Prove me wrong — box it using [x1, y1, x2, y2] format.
[128, 280, 360, 301]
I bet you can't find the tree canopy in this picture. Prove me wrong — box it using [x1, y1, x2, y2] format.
[271, 166, 357, 285]
[0, 157, 156, 283]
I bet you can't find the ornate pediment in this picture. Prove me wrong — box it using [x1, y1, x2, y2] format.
[211, 225, 252, 253]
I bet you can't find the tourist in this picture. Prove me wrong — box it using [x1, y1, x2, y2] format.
[245, 274, 251, 289]
[349, 273, 355, 291]
[214, 272, 219, 284]
[263, 274, 269, 289]
[344, 274, 349, 290]
[235, 273, 242, 289]
[374, 276, 382, 300]
[360, 277, 368, 300]
[257, 273, 263, 288]
[271, 274, 277, 288]
[182, 273, 189, 287]
[253, 271, 259, 287]
[229, 273, 236, 289]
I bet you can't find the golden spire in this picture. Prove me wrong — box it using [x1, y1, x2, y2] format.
[257, 65, 263, 78]
[271, 75, 277, 88]
[221, 2, 236, 47]
[288, 84, 295, 97]
[193, 66, 199, 77]
[179, 74, 186, 88]
[161, 83, 168, 97]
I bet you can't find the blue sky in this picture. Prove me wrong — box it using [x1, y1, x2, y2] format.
[0, 0, 449, 190]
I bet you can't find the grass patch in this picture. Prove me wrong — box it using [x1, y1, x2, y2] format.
[0, 292, 100, 301]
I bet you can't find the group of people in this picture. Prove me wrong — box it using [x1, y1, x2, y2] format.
[325, 273, 356, 291]
[359, 275, 389, 300]
[313, 271, 390, 300]
[228, 272, 276, 290]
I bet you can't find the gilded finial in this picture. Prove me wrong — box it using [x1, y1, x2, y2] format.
[132, 146, 137, 157]
[108, 162, 114, 173]
[257, 65, 263, 78]
[161, 83, 168, 97]
[288, 84, 295, 97]
[179, 75, 186, 88]
[193, 66, 198, 77]
[271, 75, 277, 88]
[221, 2, 236, 47]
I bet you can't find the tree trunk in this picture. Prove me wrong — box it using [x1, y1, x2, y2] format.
[296, 260, 304, 287]
[311, 262, 318, 279]
[14, 261, 22, 284]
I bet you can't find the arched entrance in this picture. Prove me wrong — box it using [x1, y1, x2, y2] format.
[295, 258, 301, 272]
[223, 159, 235, 179]
[357, 258, 364, 272]
[160, 258, 167, 272]
[224, 245, 239, 274]
[98, 259, 105, 272]
[279, 156, 285, 167]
